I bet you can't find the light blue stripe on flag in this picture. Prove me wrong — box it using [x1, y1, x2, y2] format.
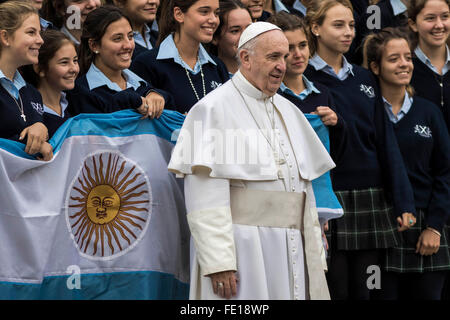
[305, 114, 343, 222]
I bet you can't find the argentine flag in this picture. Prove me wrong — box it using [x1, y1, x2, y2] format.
[0, 110, 189, 300]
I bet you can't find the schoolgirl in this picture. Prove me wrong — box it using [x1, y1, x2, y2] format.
[408, 0, 450, 300]
[240, 0, 265, 21]
[113, 0, 160, 60]
[210, 0, 252, 76]
[41, 0, 102, 46]
[267, 11, 348, 165]
[0, 1, 52, 160]
[365, 27, 450, 300]
[77, 6, 169, 119]
[130, 0, 229, 114]
[409, 0, 450, 132]
[304, 0, 416, 300]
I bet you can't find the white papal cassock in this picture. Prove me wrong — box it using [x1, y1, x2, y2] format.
[168, 71, 335, 300]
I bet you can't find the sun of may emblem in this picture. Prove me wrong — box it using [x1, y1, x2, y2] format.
[66, 151, 151, 260]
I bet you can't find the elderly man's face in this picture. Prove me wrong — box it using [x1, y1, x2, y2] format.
[242, 30, 289, 96]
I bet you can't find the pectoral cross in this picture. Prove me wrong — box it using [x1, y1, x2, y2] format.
[20, 114, 26, 122]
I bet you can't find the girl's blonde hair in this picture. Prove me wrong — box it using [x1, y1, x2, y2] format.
[0, 1, 38, 55]
[306, 0, 353, 56]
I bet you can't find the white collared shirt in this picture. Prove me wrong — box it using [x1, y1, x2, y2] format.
[273, 0, 290, 13]
[415, 45, 450, 75]
[293, 0, 307, 16]
[133, 24, 153, 50]
[85, 63, 147, 92]
[390, 0, 407, 16]
[383, 91, 413, 123]
[43, 92, 69, 118]
[0, 69, 26, 99]
[309, 54, 355, 80]
[156, 34, 217, 75]
[280, 75, 321, 100]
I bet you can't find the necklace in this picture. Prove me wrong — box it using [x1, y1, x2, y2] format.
[231, 78, 289, 183]
[178, 53, 206, 101]
[6, 90, 26, 122]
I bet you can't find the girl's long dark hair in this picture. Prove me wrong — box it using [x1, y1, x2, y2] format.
[157, 0, 199, 46]
[78, 5, 132, 74]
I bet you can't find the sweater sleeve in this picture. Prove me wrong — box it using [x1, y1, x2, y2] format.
[130, 52, 157, 87]
[327, 91, 348, 166]
[374, 93, 416, 217]
[426, 110, 450, 232]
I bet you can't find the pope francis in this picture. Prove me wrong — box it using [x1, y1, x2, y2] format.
[168, 22, 335, 300]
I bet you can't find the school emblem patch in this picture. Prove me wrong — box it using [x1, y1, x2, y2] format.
[360, 84, 375, 98]
[414, 125, 432, 138]
[210, 81, 222, 90]
[31, 102, 44, 115]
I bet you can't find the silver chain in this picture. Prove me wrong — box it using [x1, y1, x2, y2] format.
[5, 90, 26, 122]
[179, 53, 206, 101]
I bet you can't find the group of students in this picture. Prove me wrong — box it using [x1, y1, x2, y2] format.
[0, 0, 448, 300]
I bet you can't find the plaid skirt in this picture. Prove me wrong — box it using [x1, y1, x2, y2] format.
[326, 187, 400, 251]
[383, 210, 450, 273]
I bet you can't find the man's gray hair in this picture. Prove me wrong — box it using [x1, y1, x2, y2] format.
[236, 36, 260, 67]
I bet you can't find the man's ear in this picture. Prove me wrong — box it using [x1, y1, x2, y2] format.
[0, 30, 10, 47]
[174, 6, 184, 24]
[370, 61, 380, 76]
[239, 49, 251, 69]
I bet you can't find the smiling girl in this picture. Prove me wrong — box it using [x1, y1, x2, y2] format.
[304, 0, 416, 300]
[365, 27, 450, 300]
[113, 0, 160, 59]
[0, 1, 52, 160]
[211, 0, 252, 75]
[267, 12, 348, 165]
[42, 0, 102, 45]
[77, 6, 169, 119]
[130, 0, 229, 114]
[409, 0, 450, 132]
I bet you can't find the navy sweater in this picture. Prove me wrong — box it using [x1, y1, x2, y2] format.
[411, 57, 450, 133]
[391, 97, 450, 232]
[305, 64, 416, 217]
[131, 28, 158, 62]
[278, 82, 348, 165]
[130, 48, 230, 114]
[0, 84, 44, 142]
[75, 74, 174, 112]
[43, 83, 146, 137]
